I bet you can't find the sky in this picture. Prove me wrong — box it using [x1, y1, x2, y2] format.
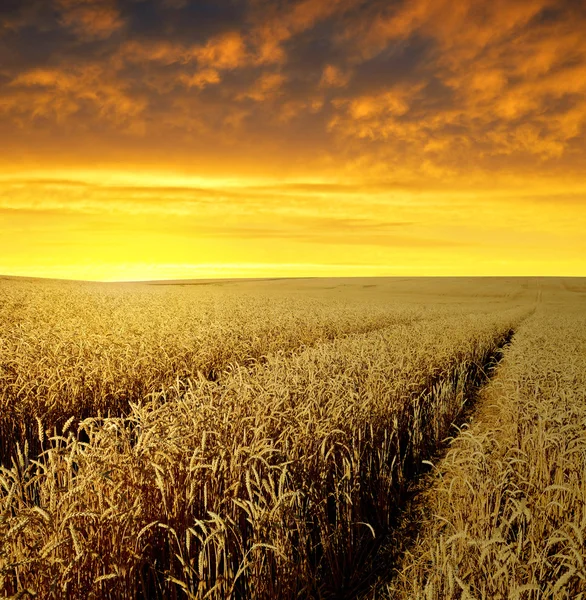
[0, 0, 585, 280]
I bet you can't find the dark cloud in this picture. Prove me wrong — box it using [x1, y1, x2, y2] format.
[124, 0, 249, 42]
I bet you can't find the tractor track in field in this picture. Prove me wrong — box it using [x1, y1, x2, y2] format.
[348, 326, 520, 600]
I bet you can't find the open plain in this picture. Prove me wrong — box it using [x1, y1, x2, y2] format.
[0, 276, 584, 599]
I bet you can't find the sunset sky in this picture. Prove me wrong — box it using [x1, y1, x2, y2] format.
[0, 0, 585, 280]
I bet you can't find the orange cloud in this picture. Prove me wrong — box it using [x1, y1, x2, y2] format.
[179, 69, 221, 89]
[239, 72, 287, 102]
[117, 31, 247, 70]
[193, 31, 248, 69]
[115, 40, 185, 66]
[324, 0, 586, 170]
[278, 98, 324, 123]
[320, 65, 351, 88]
[6, 65, 146, 128]
[345, 0, 548, 64]
[55, 0, 124, 39]
[0, 0, 585, 192]
[328, 83, 424, 139]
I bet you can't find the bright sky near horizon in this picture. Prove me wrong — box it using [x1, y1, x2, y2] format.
[0, 0, 585, 280]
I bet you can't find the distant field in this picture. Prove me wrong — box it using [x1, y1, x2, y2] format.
[0, 277, 584, 599]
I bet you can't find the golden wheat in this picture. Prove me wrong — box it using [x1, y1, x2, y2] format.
[2, 277, 580, 599]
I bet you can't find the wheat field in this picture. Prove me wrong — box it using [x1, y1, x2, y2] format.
[0, 276, 584, 599]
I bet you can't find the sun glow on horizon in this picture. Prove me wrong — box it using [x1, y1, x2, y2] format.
[1, 168, 585, 281]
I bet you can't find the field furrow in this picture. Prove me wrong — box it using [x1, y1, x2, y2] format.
[375, 301, 586, 599]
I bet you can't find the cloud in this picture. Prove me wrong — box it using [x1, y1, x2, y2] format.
[188, 220, 458, 249]
[320, 64, 351, 88]
[248, 0, 361, 65]
[179, 68, 221, 89]
[116, 31, 247, 69]
[239, 72, 286, 102]
[0, 0, 584, 182]
[319, 0, 586, 172]
[193, 31, 248, 69]
[341, 0, 549, 64]
[55, 0, 124, 39]
[3, 65, 146, 132]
